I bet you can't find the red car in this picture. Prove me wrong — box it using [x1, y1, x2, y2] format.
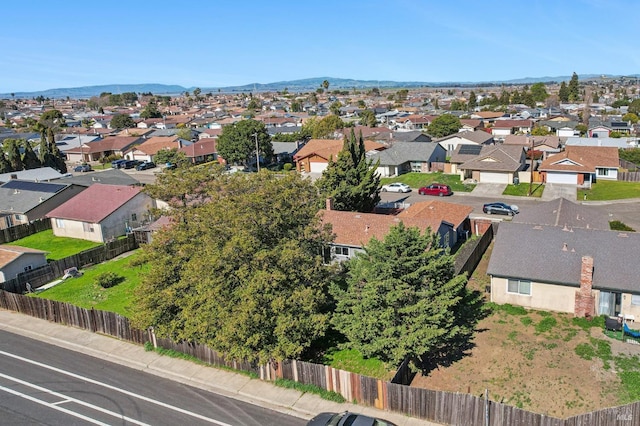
[418, 183, 452, 196]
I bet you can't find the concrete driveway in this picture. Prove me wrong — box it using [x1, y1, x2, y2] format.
[542, 184, 577, 201]
[470, 183, 507, 198]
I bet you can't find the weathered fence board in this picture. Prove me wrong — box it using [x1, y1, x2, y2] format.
[2, 289, 639, 426]
[0, 219, 52, 244]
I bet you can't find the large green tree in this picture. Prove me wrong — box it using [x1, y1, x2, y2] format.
[217, 119, 273, 165]
[331, 223, 484, 369]
[140, 101, 162, 119]
[427, 114, 462, 138]
[628, 99, 640, 115]
[315, 128, 380, 212]
[530, 82, 549, 103]
[22, 140, 41, 169]
[0, 151, 11, 173]
[568, 72, 580, 102]
[6, 139, 24, 171]
[558, 81, 569, 103]
[134, 171, 334, 363]
[110, 113, 136, 129]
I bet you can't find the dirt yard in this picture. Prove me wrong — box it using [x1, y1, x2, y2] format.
[411, 242, 640, 418]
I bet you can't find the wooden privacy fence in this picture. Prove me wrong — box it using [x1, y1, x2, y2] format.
[0, 218, 52, 244]
[1, 234, 139, 293]
[618, 171, 640, 182]
[1, 290, 640, 426]
[454, 223, 495, 277]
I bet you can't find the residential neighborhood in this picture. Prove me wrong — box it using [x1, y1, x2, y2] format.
[2, 73, 640, 426]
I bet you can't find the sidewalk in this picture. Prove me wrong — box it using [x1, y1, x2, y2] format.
[0, 309, 440, 426]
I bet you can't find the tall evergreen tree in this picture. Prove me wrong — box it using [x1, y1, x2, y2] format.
[0, 151, 12, 173]
[316, 128, 381, 212]
[568, 72, 580, 102]
[331, 223, 486, 369]
[558, 81, 569, 102]
[22, 140, 41, 169]
[468, 91, 477, 111]
[6, 139, 24, 171]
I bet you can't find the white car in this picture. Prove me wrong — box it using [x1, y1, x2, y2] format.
[381, 182, 411, 193]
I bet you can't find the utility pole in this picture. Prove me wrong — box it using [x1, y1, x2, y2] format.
[528, 135, 534, 196]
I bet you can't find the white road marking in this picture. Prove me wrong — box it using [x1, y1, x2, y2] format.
[0, 350, 233, 425]
[0, 372, 150, 425]
[0, 383, 112, 426]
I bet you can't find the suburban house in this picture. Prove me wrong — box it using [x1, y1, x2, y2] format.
[0, 245, 48, 283]
[487, 221, 640, 319]
[124, 136, 188, 163]
[469, 111, 506, 126]
[539, 145, 619, 185]
[459, 119, 484, 132]
[65, 136, 143, 163]
[564, 137, 638, 149]
[0, 167, 67, 184]
[451, 144, 526, 184]
[434, 130, 494, 154]
[179, 138, 218, 164]
[293, 138, 386, 173]
[490, 119, 534, 140]
[46, 184, 155, 243]
[513, 197, 610, 230]
[54, 169, 141, 188]
[537, 119, 580, 137]
[368, 142, 446, 177]
[503, 135, 562, 156]
[0, 180, 86, 229]
[321, 199, 472, 261]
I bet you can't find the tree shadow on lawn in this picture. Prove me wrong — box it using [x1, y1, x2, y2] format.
[418, 289, 491, 376]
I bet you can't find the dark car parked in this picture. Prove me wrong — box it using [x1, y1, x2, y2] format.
[111, 159, 127, 169]
[306, 411, 396, 426]
[418, 183, 452, 196]
[483, 202, 519, 216]
[136, 161, 156, 171]
[73, 164, 92, 172]
[123, 160, 140, 169]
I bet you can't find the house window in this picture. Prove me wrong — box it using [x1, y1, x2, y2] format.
[82, 222, 95, 233]
[23, 265, 32, 272]
[632, 295, 640, 306]
[55, 218, 65, 228]
[131, 213, 137, 222]
[334, 246, 349, 256]
[14, 214, 23, 221]
[596, 168, 609, 176]
[410, 161, 422, 173]
[507, 279, 531, 295]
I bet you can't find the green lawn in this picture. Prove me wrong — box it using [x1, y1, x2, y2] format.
[380, 172, 476, 193]
[323, 348, 394, 380]
[503, 183, 544, 198]
[582, 180, 640, 201]
[6, 230, 103, 261]
[31, 251, 147, 317]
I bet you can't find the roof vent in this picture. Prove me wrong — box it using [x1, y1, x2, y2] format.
[38, 197, 44, 203]
[618, 233, 628, 238]
[13, 189, 19, 194]
[10, 174, 17, 180]
[562, 243, 568, 251]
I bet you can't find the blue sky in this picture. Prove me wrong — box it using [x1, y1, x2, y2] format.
[2, 0, 639, 93]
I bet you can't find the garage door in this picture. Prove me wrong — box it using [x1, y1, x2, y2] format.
[310, 162, 329, 173]
[546, 172, 577, 184]
[479, 172, 510, 184]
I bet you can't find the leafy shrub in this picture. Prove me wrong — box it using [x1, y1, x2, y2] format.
[95, 272, 124, 289]
[535, 316, 557, 333]
[520, 316, 533, 326]
[283, 163, 293, 172]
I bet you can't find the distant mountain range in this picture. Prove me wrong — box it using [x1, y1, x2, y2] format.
[3, 74, 639, 99]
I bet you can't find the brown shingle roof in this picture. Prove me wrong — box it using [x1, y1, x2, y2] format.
[130, 136, 180, 155]
[539, 146, 619, 172]
[293, 139, 385, 162]
[321, 210, 441, 247]
[46, 184, 143, 223]
[399, 200, 473, 229]
[0, 245, 47, 268]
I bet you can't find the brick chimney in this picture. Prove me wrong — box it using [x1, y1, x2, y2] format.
[574, 256, 595, 317]
[326, 198, 334, 211]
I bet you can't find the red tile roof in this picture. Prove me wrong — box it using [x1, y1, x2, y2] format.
[46, 184, 143, 223]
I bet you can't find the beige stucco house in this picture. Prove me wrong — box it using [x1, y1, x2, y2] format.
[487, 221, 640, 320]
[46, 184, 155, 243]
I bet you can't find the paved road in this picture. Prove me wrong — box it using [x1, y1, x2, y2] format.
[379, 191, 640, 231]
[0, 330, 305, 426]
